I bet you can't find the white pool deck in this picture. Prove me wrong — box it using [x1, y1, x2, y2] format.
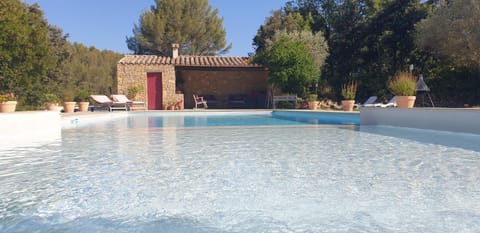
[0, 108, 479, 148]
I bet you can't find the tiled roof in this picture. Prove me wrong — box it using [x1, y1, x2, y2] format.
[118, 55, 262, 68]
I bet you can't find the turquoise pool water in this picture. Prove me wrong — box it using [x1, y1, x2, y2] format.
[1, 112, 479, 232]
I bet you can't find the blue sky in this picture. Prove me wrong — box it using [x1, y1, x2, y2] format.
[23, 0, 289, 57]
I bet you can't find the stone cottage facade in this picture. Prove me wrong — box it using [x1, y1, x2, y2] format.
[117, 47, 269, 109]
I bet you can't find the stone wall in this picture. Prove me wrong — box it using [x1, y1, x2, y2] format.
[117, 63, 178, 109]
[177, 69, 269, 109]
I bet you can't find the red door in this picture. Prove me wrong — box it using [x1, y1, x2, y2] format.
[147, 72, 163, 110]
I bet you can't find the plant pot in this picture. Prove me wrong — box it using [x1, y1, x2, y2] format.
[45, 103, 58, 111]
[78, 102, 89, 112]
[341, 100, 355, 112]
[0, 101, 17, 113]
[63, 101, 76, 113]
[308, 101, 318, 110]
[167, 105, 175, 110]
[396, 96, 416, 108]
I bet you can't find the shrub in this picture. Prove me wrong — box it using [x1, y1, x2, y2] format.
[0, 93, 16, 103]
[307, 94, 318, 102]
[341, 80, 357, 100]
[42, 93, 59, 104]
[387, 72, 417, 96]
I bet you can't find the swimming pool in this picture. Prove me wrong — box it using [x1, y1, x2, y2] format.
[1, 112, 479, 232]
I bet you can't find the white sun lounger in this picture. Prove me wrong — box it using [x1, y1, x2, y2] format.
[111, 94, 146, 111]
[90, 95, 128, 111]
[354, 96, 377, 108]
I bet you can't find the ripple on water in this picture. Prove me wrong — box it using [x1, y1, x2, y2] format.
[1, 124, 480, 232]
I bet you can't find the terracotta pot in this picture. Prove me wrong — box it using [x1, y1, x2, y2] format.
[0, 101, 17, 113]
[396, 96, 416, 108]
[63, 101, 76, 113]
[78, 102, 89, 112]
[341, 100, 355, 112]
[45, 103, 58, 111]
[308, 101, 318, 110]
[167, 105, 175, 110]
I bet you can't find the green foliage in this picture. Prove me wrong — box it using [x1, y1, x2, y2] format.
[256, 35, 319, 96]
[307, 94, 318, 102]
[0, 93, 16, 103]
[127, 0, 231, 55]
[265, 29, 328, 69]
[127, 85, 143, 100]
[341, 80, 357, 100]
[415, 0, 480, 67]
[387, 71, 417, 96]
[41, 93, 59, 104]
[75, 88, 90, 102]
[0, 1, 55, 106]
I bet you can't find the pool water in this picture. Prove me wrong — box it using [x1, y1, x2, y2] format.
[1, 112, 479, 232]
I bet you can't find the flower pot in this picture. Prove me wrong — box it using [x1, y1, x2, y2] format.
[308, 101, 318, 110]
[63, 101, 76, 113]
[45, 103, 58, 111]
[396, 96, 416, 108]
[341, 100, 355, 112]
[78, 102, 89, 112]
[0, 101, 17, 113]
[167, 105, 175, 110]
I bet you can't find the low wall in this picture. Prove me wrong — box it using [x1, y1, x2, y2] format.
[0, 111, 61, 149]
[360, 107, 480, 134]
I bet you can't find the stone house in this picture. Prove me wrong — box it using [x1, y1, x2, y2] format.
[116, 45, 269, 109]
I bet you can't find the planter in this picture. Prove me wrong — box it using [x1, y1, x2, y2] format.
[341, 100, 355, 112]
[0, 101, 17, 113]
[308, 101, 318, 110]
[396, 96, 416, 108]
[78, 102, 89, 112]
[167, 105, 175, 110]
[63, 101, 76, 113]
[45, 103, 58, 111]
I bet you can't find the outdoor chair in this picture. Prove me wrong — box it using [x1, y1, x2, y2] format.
[90, 95, 128, 111]
[111, 94, 146, 111]
[193, 94, 208, 109]
[354, 96, 377, 108]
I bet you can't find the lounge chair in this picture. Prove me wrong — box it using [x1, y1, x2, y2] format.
[193, 94, 208, 109]
[354, 96, 377, 108]
[111, 94, 146, 111]
[90, 95, 128, 111]
[364, 96, 397, 108]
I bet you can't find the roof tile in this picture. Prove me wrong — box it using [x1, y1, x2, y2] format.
[118, 55, 261, 68]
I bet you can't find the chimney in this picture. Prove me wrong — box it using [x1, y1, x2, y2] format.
[172, 43, 179, 59]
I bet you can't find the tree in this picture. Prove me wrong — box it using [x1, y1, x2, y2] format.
[415, 0, 480, 67]
[0, 0, 55, 107]
[127, 0, 231, 56]
[256, 34, 319, 96]
[253, 10, 312, 53]
[265, 29, 328, 70]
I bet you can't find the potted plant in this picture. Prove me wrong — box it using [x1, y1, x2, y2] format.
[341, 80, 357, 111]
[75, 89, 90, 112]
[387, 71, 417, 108]
[307, 94, 319, 110]
[167, 98, 177, 110]
[0, 93, 17, 113]
[127, 85, 143, 100]
[62, 89, 76, 113]
[42, 93, 60, 111]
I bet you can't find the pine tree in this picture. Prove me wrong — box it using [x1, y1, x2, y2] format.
[126, 0, 231, 56]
